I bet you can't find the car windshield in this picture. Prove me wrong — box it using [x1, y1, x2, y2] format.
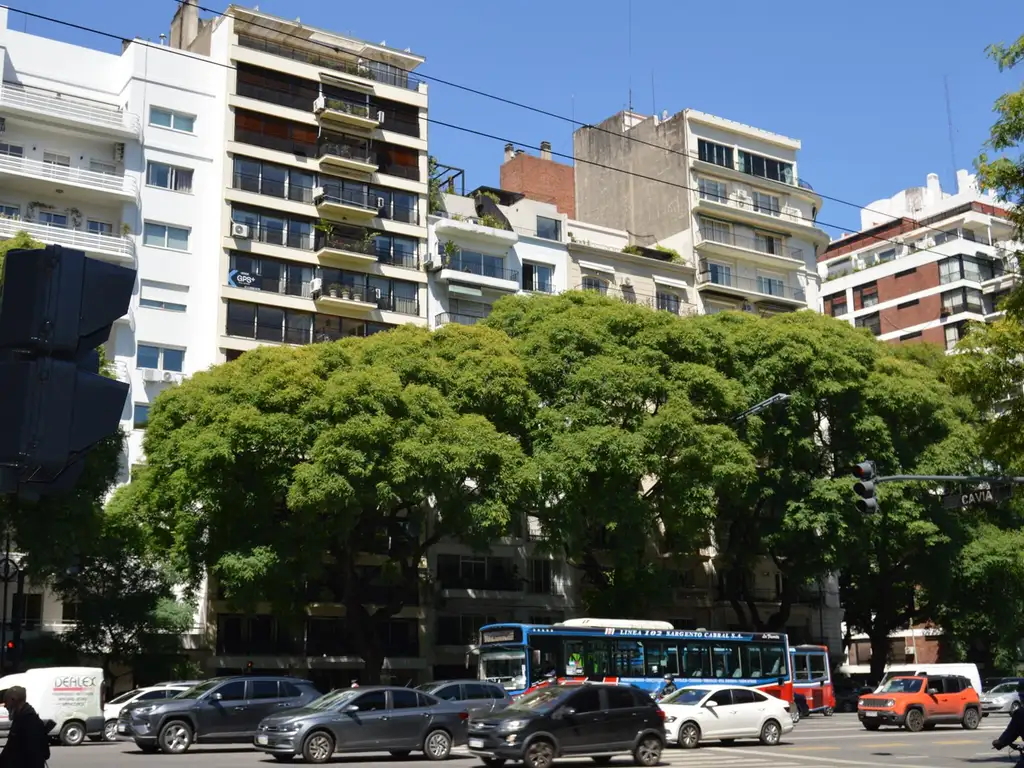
[108, 689, 142, 705]
[307, 690, 361, 711]
[174, 680, 221, 699]
[660, 688, 710, 706]
[877, 678, 923, 694]
[509, 687, 569, 712]
[415, 683, 439, 692]
[991, 682, 1019, 694]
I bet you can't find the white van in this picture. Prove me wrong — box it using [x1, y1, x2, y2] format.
[0, 666, 104, 745]
[839, 662, 983, 693]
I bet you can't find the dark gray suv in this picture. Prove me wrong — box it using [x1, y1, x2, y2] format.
[416, 680, 511, 716]
[117, 676, 321, 754]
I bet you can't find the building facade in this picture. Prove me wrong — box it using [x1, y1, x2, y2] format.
[818, 171, 1018, 348]
[500, 141, 575, 219]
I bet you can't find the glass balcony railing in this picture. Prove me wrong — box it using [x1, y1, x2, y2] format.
[699, 270, 806, 303]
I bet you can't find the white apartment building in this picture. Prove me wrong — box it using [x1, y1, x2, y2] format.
[0, 6, 221, 648]
[818, 171, 1018, 349]
[573, 108, 831, 315]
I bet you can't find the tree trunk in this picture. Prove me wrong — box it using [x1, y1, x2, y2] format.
[868, 631, 891, 683]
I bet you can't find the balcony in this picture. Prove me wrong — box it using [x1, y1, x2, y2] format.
[0, 82, 141, 139]
[0, 217, 135, 266]
[317, 140, 378, 176]
[313, 187, 379, 221]
[433, 215, 519, 247]
[695, 189, 814, 231]
[576, 284, 698, 316]
[435, 312, 490, 327]
[316, 231, 418, 269]
[698, 270, 807, 306]
[0, 151, 137, 200]
[313, 95, 379, 132]
[229, 222, 316, 251]
[695, 228, 804, 265]
[432, 253, 520, 293]
[313, 282, 384, 314]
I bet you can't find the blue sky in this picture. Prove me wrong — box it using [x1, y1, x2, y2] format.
[14, 0, 1024, 234]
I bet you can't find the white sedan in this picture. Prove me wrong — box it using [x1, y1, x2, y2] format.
[660, 684, 794, 749]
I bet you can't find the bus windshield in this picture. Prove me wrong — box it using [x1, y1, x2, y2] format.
[480, 650, 526, 691]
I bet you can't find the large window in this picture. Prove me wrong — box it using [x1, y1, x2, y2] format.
[825, 294, 848, 317]
[133, 404, 150, 430]
[447, 249, 514, 281]
[236, 62, 319, 112]
[233, 157, 314, 203]
[136, 344, 184, 372]
[149, 107, 194, 133]
[854, 283, 878, 309]
[698, 139, 733, 169]
[945, 322, 967, 351]
[738, 150, 794, 185]
[143, 222, 190, 251]
[751, 191, 780, 216]
[146, 161, 194, 193]
[229, 252, 313, 298]
[855, 312, 881, 336]
[941, 287, 984, 316]
[698, 216, 731, 245]
[523, 262, 554, 293]
[231, 206, 314, 250]
[698, 178, 727, 203]
[536, 216, 562, 241]
[226, 301, 393, 344]
[940, 255, 998, 284]
[234, 109, 317, 156]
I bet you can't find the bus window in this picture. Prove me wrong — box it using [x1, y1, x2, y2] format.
[808, 651, 828, 682]
[565, 640, 585, 676]
[679, 642, 711, 679]
[587, 639, 611, 675]
[614, 640, 644, 677]
[745, 644, 787, 680]
[531, 635, 561, 679]
[644, 641, 679, 677]
[711, 644, 742, 678]
[793, 653, 811, 681]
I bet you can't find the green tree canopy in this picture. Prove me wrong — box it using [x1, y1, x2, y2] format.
[127, 325, 535, 680]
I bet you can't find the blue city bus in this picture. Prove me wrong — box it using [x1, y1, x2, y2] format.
[477, 618, 794, 701]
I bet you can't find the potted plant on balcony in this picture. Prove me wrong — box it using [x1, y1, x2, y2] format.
[121, 223, 132, 237]
[361, 230, 378, 255]
[328, 282, 342, 299]
[441, 239, 458, 266]
[340, 285, 352, 300]
[351, 285, 364, 303]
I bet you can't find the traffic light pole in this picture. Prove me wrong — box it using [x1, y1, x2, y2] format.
[874, 474, 1024, 485]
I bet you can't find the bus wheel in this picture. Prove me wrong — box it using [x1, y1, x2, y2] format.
[824, 707, 834, 717]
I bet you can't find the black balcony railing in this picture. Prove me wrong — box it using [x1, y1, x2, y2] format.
[441, 255, 519, 282]
[233, 222, 316, 250]
[232, 171, 315, 204]
[575, 284, 698, 316]
[699, 271, 806, 302]
[435, 312, 489, 327]
[237, 35, 422, 91]
[316, 96, 373, 120]
[698, 229, 804, 260]
[234, 128, 317, 158]
[318, 141, 374, 166]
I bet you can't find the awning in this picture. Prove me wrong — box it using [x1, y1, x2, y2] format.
[653, 275, 690, 290]
[449, 284, 484, 298]
[577, 260, 615, 274]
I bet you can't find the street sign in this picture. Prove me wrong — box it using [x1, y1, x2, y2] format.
[942, 485, 1012, 509]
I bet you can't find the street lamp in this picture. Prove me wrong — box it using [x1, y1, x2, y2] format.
[732, 393, 791, 423]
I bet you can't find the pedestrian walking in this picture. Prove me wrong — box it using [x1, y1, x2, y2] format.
[0, 685, 50, 768]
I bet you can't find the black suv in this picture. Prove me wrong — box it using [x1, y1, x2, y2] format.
[117, 676, 321, 754]
[467, 683, 665, 768]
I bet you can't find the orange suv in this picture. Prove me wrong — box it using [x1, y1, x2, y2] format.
[858, 674, 981, 732]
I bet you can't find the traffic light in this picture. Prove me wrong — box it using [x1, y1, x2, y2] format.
[0, 245, 134, 497]
[246, 661, 253, 674]
[853, 461, 879, 514]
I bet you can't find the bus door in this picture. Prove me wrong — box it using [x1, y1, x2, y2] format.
[807, 649, 834, 710]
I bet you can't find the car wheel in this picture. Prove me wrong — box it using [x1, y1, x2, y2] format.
[905, 709, 925, 733]
[632, 735, 662, 767]
[791, 707, 800, 725]
[962, 707, 981, 730]
[390, 751, 412, 758]
[678, 722, 700, 749]
[481, 758, 506, 768]
[525, 739, 555, 768]
[59, 720, 86, 746]
[158, 720, 194, 754]
[591, 758, 613, 765]
[862, 722, 881, 731]
[302, 730, 335, 764]
[759, 719, 782, 746]
[103, 719, 118, 742]
[1013, 701, 1021, 714]
[424, 729, 453, 761]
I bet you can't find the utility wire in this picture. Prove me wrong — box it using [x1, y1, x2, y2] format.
[0, 4, 1010, 280]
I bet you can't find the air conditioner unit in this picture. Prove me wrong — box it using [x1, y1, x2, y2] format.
[230, 222, 251, 239]
[313, 94, 326, 113]
[141, 368, 160, 382]
[113, 142, 125, 162]
[376, 196, 385, 209]
[904, 646, 916, 656]
[162, 371, 177, 383]
[310, 277, 323, 299]
[424, 256, 442, 270]
[313, 186, 326, 203]
[377, 110, 386, 124]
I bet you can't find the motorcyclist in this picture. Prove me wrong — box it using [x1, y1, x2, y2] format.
[992, 680, 1024, 750]
[659, 674, 677, 699]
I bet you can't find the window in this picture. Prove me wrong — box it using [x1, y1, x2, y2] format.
[751, 191, 780, 216]
[523, 262, 554, 293]
[708, 690, 733, 706]
[706, 262, 732, 287]
[136, 345, 184, 372]
[61, 600, 79, 623]
[757, 275, 784, 297]
[215, 681, 246, 700]
[90, 159, 117, 175]
[856, 313, 881, 336]
[698, 178, 727, 203]
[143, 222, 190, 251]
[738, 150, 794, 185]
[391, 689, 419, 709]
[140, 281, 188, 312]
[138, 690, 170, 701]
[826, 294, 847, 317]
[754, 232, 783, 255]
[900, 331, 923, 341]
[933, 229, 960, 245]
[0, 203, 19, 218]
[251, 680, 279, 700]
[12, 594, 42, 629]
[529, 559, 553, 594]
[150, 107, 195, 133]
[147, 161, 194, 193]
[657, 291, 683, 314]
[732, 688, 757, 704]
[897, 299, 919, 310]
[878, 248, 897, 264]
[699, 216, 731, 245]
[536, 216, 561, 241]
[43, 151, 70, 167]
[39, 211, 68, 227]
[88, 220, 113, 235]
[945, 323, 966, 350]
[281, 682, 302, 698]
[942, 288, 984, 315]
[827, 258, 851, 279]
[464, 683, 493, 701]
[433, 685, 460, 701]
[606, 687, 638, 709]
[895, 267, 917, 278]
[352, 691, 387, 711]
[855, 283, 878, 309]
[568, 686, 602, 714]
[0, 143, 24, 158]
[133, 404, 150, 429]
[231, 205, 315, 250]
[698, 139, 733, 169]
[710, 644, 742, 677]
[581, 275, 608, 294]
[235, 109, 318, 156]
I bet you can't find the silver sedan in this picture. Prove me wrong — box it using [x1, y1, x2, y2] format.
[981, 682, 1021, 716]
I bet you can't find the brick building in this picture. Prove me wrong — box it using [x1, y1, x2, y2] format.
[819, 171, 1019, 349]
[499, 142, 576, 219]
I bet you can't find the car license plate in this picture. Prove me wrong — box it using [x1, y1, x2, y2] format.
[865, 711, 878, 717]
[256, 735, 269, 745]
[469, 739, 484, 749]
[118, 724, 128, 734]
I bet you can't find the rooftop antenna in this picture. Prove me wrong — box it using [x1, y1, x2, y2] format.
[943, 75, 958, 185]
[651, 70, 656, 118]
[627, 0, 632, 114]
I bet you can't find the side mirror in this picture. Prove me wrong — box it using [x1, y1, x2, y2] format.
[555, 706, 576, 719]
[927, 688, 938, 695]
[344, 705, 360, 713]
[211, 693, 223, 702]
[704, 700, 718, 709]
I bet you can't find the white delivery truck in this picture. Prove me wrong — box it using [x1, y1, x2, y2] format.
[0, 666, 105, 745]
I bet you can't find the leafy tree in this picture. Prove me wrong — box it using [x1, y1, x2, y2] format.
[127, 325, 534, 681]
[484, 292, 755, 615]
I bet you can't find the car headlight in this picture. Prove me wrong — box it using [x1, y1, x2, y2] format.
[134, 706, 158, 716]
[885, 699, 895, 708]
[663, 716, 677, 724]
[499, 720, 528, 732]
[278, 722, 302, 733]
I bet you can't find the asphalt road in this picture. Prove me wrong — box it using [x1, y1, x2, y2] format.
[30, 713, 1024, 768]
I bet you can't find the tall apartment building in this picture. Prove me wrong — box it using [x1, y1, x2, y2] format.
[571, 108, 830, 316]
[0, 6, 221, 650]
[818, 171, 1018, 349]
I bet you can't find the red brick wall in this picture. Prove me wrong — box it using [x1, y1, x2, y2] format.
[500, 154, 576, 219]
[881, 293, 942, 333]
[877, 262, 940, 303]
